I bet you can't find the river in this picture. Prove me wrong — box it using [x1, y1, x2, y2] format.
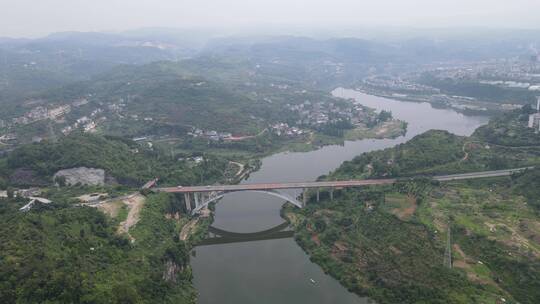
[191, 89, 490, 303]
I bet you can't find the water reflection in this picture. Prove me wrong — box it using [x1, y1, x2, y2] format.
[197, 221, 294, 246]
[191, 90, 489, 304]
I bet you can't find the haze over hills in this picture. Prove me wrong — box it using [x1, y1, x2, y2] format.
[1, 25, 540, 304]
[2, 28, 540, 97]
[2, 29, 539, 120]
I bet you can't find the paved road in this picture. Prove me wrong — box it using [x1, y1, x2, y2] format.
[433, 167, 533, 181]
[158, 179, 397, 193]
[157, 167, 533, 194]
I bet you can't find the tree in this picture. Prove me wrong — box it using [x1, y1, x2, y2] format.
[313, 218, 327, 233]
[0, 177, 7, 190]
[55, 175, 67, 187]
[6, 187, 14, 199]
[378, 110, 393, 122]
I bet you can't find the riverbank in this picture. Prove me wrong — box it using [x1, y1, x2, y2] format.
[186, 97, 408, 231]
[284, 109, 540, 303]
[190, 90, 489, 303]
[354, 85, 506, 116]
[156, 117, 407, 162]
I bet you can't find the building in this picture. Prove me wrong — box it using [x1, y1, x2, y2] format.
[19, 197, 52, 212]
[528, 113, 540, 131]
[528, 97, 540, 132]
[27, 106, 48, 121]
[48, 105, 71, 119]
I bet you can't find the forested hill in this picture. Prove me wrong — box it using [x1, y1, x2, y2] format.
[31, 64, 266, 134]
[328, 130, 467, 179]
[4, 56, 356, 141]
[0, 190, 200, 303]
[0, 134, 228, 188]
[328, 107, 540, 181]
[0, 30, 202, 99]
[473, 105, 540, 147]
[288, 112, 540, 304]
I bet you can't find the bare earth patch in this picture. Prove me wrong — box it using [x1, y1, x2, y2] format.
[387, 195, 417, 221]
[453, 244, 503, 289]
[311, 234, 321, 246]
[179, 218, 199, 241]
[97, 200, 124, 218]
[117, 194, 146, 241]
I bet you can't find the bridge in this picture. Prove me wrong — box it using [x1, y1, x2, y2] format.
[155, 167, 532, 214]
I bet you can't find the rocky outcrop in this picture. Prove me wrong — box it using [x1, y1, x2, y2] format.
[162, 260, 183, 283]
[53, 167, 105, 186]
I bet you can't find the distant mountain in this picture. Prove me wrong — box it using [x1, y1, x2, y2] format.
[2, 30, 538, 101]
[204, 34, 538, 64]
[0, 30, 211, 100]
[198, 35, 539, 90]
[7, 62, 268, 137]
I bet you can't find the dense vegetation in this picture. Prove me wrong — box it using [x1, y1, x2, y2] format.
[0, 192, 200, 304]
[418, 73, 537, 104]
[329, 121, 540, 182]
[330, 130, 466, 179]
[2, 32, 540, 304]
[288, 112, 540, 303]
[512, 167, 540, 210]
[0, 127, 231, 303]
[474, 106, 540, 146]
[288, 188, 498, 303]
[0, 133, 229, 188]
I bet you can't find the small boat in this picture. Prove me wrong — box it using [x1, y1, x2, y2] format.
[310, 278, 316, 284]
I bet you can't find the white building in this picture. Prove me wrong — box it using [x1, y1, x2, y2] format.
[19, 197, 52, 212]
[529, 113, 540, 131]
[528, 97, 540, 131]
[48, 105, 71, 119]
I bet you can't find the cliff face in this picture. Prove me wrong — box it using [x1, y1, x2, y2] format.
[162, 259, 184, 283]
[53, 167, 105, 186]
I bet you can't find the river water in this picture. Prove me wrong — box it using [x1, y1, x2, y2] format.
[191, 89, 489, 304]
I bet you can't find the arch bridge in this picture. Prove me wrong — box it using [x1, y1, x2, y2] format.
[158, 179, 395, 214]
[154, 167, 532, 215]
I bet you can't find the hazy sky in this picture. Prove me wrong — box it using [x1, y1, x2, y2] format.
[1, 0, 540, 37]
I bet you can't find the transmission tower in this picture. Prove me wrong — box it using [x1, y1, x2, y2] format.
[47, 120, 58, 143]
[443, 223, 452, 269]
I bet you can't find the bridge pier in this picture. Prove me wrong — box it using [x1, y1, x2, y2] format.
[316, 188, 320, 202]
[194, 193, 200, 209]
[188, 189, 306, 215]
[184, 193, 192, 212]
[330, 189, 334, 201]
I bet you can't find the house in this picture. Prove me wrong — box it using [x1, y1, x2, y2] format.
[48, 105, 71, 119]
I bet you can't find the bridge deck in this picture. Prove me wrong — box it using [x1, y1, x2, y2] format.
[156, 167, 532, 194]
[158, 179, 396, 193]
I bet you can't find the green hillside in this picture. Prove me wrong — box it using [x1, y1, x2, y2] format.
[0, 192, 200, 304]
[0, 133, 228, 188]
[287, 112, 540, 304]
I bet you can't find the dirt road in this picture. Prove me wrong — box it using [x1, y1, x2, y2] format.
[117, 194, 146, 240]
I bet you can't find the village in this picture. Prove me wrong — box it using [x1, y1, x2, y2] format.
[285, 99, 371, 127]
